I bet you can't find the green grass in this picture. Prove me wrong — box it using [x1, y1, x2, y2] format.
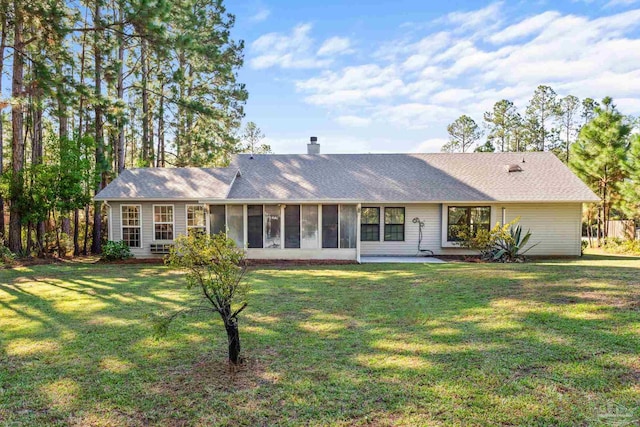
[0, 256, 639, 426]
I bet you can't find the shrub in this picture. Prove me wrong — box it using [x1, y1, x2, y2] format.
[101, 240, 133, 261]
[0, 243, 16, 267]
[454, 219, 537, 262]
[581, 240, 589, 255]
[488, 223, 538, 262]
[603, 238, 640, 255]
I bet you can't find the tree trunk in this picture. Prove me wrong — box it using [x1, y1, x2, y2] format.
[83, 204, 89, 255]
[0, 7, 6, 241]
[57, 59, 71, 239]
[224, 319, 241, 365]
[92, 0, 105, 254]
[73, 208, 80, 256]
[141, 38, 151, 166]
[116, 3, 125, 173]
[157, 80, 165, 167]
[9, 0, 24, 253]
[33, 95, 45, 255]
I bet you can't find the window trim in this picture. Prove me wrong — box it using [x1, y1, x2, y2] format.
[152, 204, 175, 242]
[360, 206, 380, 242]
[443, 205, 492, 245]
[384, 207, 405, 242]
[121, 204, 142, 248]
[186, 204, 208, 236]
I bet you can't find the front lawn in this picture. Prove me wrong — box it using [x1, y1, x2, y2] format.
[0, 257, 638, 426]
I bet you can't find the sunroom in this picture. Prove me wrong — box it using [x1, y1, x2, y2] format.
[206, 203, 361, 261]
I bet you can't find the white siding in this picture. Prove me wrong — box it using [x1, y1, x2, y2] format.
[360, 204, 443, 256]
[109, 201, 193, 258]
[361, 202, 583, 257]
[503, 203, 582, 256]
[108, 201, 583, 259]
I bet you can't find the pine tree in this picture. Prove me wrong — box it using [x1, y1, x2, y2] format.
[555, 94, 580, 163]
[570, 97, 631, 245]
[524, 85, 560, 151]
[581, 98, 598, 125]
[620, 134, 640, 220]
[483, 99, 519, 152]
[442, 115, 482, 153]
[242, 122, 271, 154]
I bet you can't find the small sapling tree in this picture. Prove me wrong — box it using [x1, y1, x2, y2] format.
[153, 232, 249, 365]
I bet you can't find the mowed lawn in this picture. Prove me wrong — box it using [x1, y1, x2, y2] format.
[0, 257, 639, 426]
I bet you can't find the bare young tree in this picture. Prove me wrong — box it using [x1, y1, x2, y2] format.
[155, 233, 250, 365]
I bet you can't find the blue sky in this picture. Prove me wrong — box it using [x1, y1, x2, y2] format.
[227, 0, 640, 154]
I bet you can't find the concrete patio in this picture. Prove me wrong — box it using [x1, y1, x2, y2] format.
[360, 256, 446, 264]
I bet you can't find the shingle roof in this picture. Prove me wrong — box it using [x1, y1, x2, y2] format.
[95, 152, 599, 203]
[94, 167, 238, 200]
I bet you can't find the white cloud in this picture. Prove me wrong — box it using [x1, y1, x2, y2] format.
[440, 1, 503, 33]
[488, 11, 561, 44]
[297, 64, 404, 106]
[412, 138, 449, 153]
[258, 4, 640, 149]
[605, 0, 639, 8]
[317, 37, 353, 56]
[335, 115, 372, 127]
[249, 8, 270, 23]
[250, 24, 333, 69]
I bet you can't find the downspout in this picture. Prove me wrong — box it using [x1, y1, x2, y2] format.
[104, 201, 113, 241]
[356, 203, 361, 263]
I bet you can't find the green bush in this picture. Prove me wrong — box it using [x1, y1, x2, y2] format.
[0, 243, 16, 267]
[454, 219, 537, 262]
[101, 240, 133, 261]
[603, 238, 640, 255]
[488, 223, 538, 262]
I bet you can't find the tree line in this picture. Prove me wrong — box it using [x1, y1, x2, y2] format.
[442, 85, 603, 162]
[444, 87, 640, 243]
[0, 0, 268, 257]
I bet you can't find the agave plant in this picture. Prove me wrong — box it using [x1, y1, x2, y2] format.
[490, 223, 538, 262]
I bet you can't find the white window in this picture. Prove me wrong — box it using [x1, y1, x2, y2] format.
[186, 205, 207, 236]
[121, 205, 141, 248]
[153, 205, 174, 241]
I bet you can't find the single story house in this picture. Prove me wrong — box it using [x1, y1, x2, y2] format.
[94, 139, 599, 261]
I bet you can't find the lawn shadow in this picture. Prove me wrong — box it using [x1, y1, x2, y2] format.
[1, 259, 639, 425]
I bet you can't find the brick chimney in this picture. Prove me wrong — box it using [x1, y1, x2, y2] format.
[307, 136, 320, 154]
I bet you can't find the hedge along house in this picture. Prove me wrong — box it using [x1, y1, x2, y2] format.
[94, 139, 599, 261]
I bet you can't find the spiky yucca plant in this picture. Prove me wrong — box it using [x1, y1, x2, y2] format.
[490, 223, 537, 262]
